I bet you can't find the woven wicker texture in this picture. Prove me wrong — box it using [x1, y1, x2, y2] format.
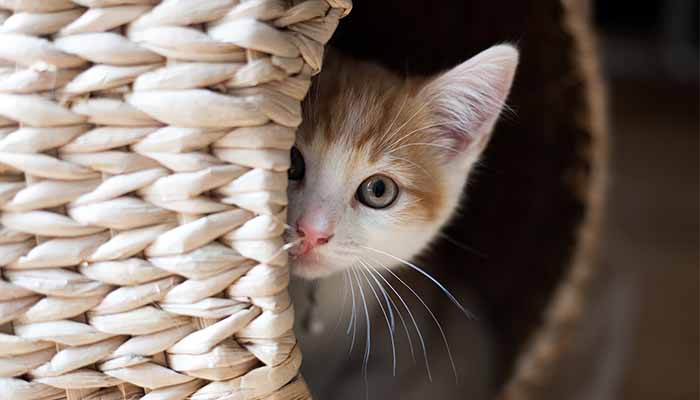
[0, 1, 350, 399]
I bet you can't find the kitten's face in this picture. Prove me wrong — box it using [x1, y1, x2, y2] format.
[287, 45, 518, 279]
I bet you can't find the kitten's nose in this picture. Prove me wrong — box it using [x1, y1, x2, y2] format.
[296, 218, 334, 255]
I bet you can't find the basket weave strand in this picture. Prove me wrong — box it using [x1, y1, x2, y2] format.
[0, 1, 351, 399]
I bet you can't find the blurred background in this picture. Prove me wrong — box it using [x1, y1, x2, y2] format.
[593, 0, 698, 398]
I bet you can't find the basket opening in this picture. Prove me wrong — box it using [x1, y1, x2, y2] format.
[321, 0, 600, 390]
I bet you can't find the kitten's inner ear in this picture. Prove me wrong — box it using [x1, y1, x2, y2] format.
[421, 44, 519, 159]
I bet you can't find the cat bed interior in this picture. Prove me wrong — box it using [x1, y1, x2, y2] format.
[328, 0, 607, 398]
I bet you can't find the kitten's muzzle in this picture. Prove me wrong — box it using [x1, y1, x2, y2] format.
[293, 216, 334, 256]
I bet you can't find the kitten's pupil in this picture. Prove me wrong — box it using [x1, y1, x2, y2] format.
[289, 146, 305, 181]
[371, 180, 386, 197]
[356, 174, 398, 209]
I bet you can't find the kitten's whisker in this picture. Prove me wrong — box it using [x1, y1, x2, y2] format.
[389, 142, 462, 155]
[438, 232, 488, 259]
[380, 100, 432, 152]
[370, 256, 460, 383]
[332, 270, 351, 335]
[348, 267, 358, 356]
[362, 261, 395, 334]
[365, 261, 432, 381]
[358, 260, 397, 377]
[351, 267, 371, 398]
[363, 260, 417, 364]
[269, 238, 303, 262]
[390, 155, 435, 179]
[379, 94, 409, 143]
[361, 245, 475, 319]
[358, 261, 395, 335]
[388, 121, 458, 151]
[281, 237, 303, 252]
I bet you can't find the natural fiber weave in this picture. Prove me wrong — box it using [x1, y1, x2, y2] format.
[0, 1, 350, 399]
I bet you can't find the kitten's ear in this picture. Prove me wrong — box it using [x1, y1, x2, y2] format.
[421, 44, 519, 160]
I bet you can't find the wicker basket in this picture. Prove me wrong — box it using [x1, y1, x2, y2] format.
[0, 1, 350, 399]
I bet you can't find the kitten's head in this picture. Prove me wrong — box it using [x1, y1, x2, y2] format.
[287, 45, 518, 279]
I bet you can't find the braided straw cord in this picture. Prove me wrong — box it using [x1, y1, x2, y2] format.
[0, 1, 351, 399]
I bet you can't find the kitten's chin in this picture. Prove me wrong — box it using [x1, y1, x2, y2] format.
[290, 257, 338, 280]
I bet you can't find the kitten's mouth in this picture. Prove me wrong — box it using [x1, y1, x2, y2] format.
[286, 234, 346, 279]
[285, 235, 330, 279]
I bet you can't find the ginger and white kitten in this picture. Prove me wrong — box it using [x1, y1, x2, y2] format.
[287, 45, 519, 279]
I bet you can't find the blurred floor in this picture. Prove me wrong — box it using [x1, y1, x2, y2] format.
[602, 78, 698, 399]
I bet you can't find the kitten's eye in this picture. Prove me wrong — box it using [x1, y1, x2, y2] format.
[356, 174, 399, 209]
[288, 146, 305, 181]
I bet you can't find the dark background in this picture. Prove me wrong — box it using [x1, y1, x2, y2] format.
[594, 0, 698, 398]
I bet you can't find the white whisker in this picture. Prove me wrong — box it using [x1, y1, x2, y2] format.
[347, 268, 358, 356]
[281, 237, 303, 252]
[363, 261, 417, 365]
[388, 121, 458, 150]
[379, 94, 409, 143]
[358, 260, 397, 376]
[333, 271, 351, 335]
[370, 256, 460, 383]
[389, 155, 435, 179]
[389, 142, 461, 155]
[364, 261, 432, 381]
[375, 269, 395, 334]
[351, 267, 371, 398]
[359, 261, 395, 334]
[438, 232, 488, 259]
[361, 245, 475, 319]
[378, 100, 431, 153]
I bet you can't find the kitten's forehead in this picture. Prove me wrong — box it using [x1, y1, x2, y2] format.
[303, 133, 370, 185]
[299, 57, 427, 161]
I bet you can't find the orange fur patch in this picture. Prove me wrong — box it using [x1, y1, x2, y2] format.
[299, 54, 449, 221]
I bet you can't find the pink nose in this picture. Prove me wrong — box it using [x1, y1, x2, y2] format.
[296, 221, 333, 255]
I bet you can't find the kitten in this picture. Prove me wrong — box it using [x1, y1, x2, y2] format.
[287, 44, 519, 279]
